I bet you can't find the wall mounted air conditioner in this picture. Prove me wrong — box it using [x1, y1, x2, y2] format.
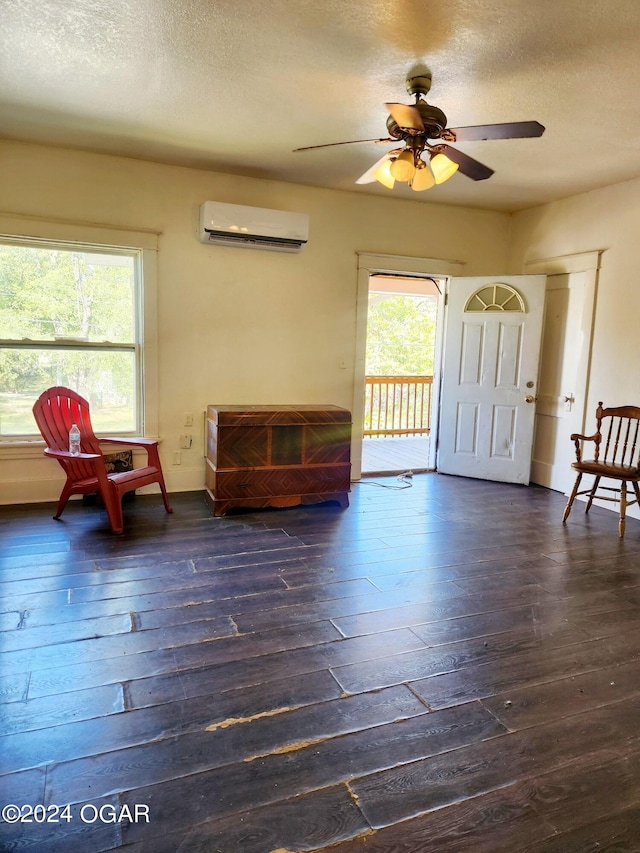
[199, 201, 309, 252]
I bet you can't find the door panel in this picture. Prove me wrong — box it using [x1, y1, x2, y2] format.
[459, 323, 484, 384]
[491, 405, 517, 459]
[455, 402, 479, 455]
[496, 323, 523, 388]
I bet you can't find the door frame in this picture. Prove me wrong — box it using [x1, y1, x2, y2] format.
[353, 252, 465, 479]
[524, 250, 603, 490]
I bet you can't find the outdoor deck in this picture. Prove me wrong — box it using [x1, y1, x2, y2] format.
[361, 435, 431, 474]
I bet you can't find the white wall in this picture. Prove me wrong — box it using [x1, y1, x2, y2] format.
[509, 177, 640, 518]
[0, 140, 511, 504]
[509, 177, 640, 415]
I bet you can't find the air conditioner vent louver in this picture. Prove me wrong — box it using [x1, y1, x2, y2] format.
[199, 202, 309, 253]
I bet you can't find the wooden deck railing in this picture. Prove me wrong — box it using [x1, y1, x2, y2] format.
[364, 375, 433, 437]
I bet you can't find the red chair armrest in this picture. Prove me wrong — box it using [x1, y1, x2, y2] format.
[99, 436, 162, 469]
[100, 437, 159, 448]
[44, 448, 101, 461]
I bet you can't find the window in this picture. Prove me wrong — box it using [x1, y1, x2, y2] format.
[464, 283, 525, 313]
[0, 238, 143, 438]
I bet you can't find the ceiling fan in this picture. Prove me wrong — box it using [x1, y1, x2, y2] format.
[294, 73, 545, 192]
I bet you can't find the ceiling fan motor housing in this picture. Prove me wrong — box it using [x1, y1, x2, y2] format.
[386, 100, 448, 140]
[406, 74, 432, 97]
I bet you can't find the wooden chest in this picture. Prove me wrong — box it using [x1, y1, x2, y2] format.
[205, 405, 351, 516]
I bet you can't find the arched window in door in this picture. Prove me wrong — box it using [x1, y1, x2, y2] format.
[464, 283, 526, 312]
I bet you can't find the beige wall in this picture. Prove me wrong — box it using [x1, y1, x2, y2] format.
[508, 177, 640, 416]
[0, 139, 510, 503]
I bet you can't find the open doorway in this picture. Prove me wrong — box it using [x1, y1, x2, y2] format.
[361, 274, 443, 474]
[352, 253, 464, 481]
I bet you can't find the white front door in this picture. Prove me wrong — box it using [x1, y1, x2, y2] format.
[437, 275, 546, 484]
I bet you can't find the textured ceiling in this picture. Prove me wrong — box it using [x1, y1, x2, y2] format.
[2, 0, 640, 211]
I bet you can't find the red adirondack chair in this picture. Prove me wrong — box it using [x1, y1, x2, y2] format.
[33, 386, 172, 534]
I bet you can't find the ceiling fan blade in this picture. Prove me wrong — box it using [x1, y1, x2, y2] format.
[448, 121, 545, 142]
[355, 151, 396, 184]
[440, 145, 494, 181]
[293, 138, 395, 152]
[385, 102, 424, 131]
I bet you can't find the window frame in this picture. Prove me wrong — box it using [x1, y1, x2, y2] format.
[0, 214, 159, 450]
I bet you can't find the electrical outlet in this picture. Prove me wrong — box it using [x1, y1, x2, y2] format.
[184, 412, 193, 426]
[172, 451, 181, 465]
[179, 434, 192, 449]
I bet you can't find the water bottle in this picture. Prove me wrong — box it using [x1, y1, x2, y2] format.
[69, 424, 81, 456]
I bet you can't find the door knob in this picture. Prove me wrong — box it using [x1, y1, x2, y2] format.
[524, 395, 537, 404]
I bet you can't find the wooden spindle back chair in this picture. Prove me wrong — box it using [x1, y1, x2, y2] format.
[562, 402, 640, 537]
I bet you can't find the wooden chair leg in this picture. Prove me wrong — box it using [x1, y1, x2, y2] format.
[563, 473, 582, 523]
[585, 476, 601, 513]
[632, 480, 640, 508]
[619, 481, 628, 538]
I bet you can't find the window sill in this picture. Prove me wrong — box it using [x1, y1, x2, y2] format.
[0, 437, 162, 460]
[0, 440, 46, 460]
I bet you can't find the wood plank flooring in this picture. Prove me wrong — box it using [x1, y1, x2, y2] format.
[2, 474, 640, 852]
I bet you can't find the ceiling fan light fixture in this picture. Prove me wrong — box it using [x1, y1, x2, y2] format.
[410, 160, 435, 192]
[373, 157, 396, 189]
[389, 149, 416, 182]
[430, 151, 459, 184]
[295, 73, 545, 192]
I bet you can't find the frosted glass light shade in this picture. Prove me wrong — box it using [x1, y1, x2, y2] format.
[411, 163, 435, 191]
[373, 158, 395, 189]
[389, 150, 416, 182]
[430, 152, 459, 184]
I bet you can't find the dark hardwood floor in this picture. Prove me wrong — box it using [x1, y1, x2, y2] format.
[2, 474, 640, 852]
